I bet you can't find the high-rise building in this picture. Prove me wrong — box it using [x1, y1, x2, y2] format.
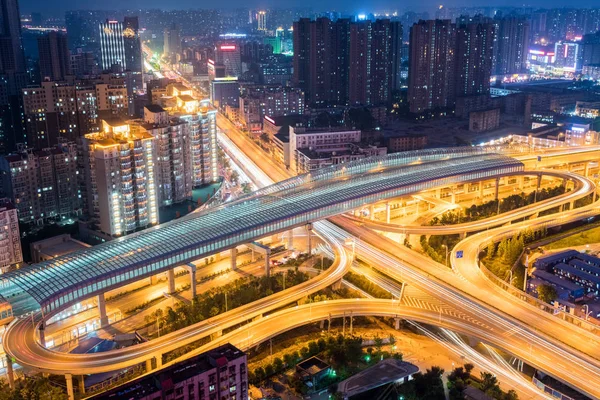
[83, 118, 158, 237]
[581, 31, 600, 67]
[155, 83, 219, 186]
[123, 16, 142, 74]
[38, 31, 71, 81]
[99, 19, 125, 71]
[142, 104, 192, 206]
[22, 78, 129, 149]
[216, 43, 242, 78]
[0, 140, 82, 223]
[0, 0, 28, 154]
[258, 10, 267, 31]
[70, 48, 98, 77]
[455, 21, 495, 97]
[408, 20, 457, 114]
[163, 23, 181, 59]
[65, 10, 105, 53]
[493, 16, 530, 76]
[294, 17, 400, 107]
[0, 199, 21, 270]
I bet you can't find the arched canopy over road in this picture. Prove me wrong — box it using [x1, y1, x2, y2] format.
[0, 150, 522, 317]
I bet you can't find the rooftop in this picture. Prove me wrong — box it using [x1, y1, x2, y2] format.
[144, 104, 165, 113]
[337, 359, 419, 398]
[531, 270, 583, 292]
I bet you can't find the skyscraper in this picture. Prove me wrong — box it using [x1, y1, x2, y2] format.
[215, 43, 242, 78]
[38, 31, 71, 81]
[123, 16, 142, 74]
[258, 11, 267, 31]
[408, 20, 457, 114]
[0, 0, 28, 154]
[494, 16, 530, 76]
[163, 23, 181, 59]
[99, 19, 125, 71]
[455, 21, 495, 97]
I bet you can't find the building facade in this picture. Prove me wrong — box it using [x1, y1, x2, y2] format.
[408, 19, 457, 114]
[99, 20, 126, 71]
[0, 199, 22, 271]
[493, 16, 530, 76]
[83, 118, 158, 237]
[89, 343, 248, 400]
[239, 85, 305, 131]
[0, 141, 82, 223]
[38, 31, 71, 81]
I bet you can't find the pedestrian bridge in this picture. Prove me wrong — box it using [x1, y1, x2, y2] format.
[0, 149, 523, 316]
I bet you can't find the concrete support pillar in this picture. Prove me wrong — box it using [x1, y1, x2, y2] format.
[451, 188, 456, 204]
[494, 177, 500, 201]
[394, 318, 401, 330]
[210, 330, 223, 341]
[167, 269, 175, 294]
[265, 252, 270, 278]
[287, 229, 294, 249]
[518, 175, 524, 191]
[65, 374, 74, 400]
[149, 274, 157, 285]
[5, 355, 14, 389]
[156, 355, 163, 369]
[332, 279, 342, 290]
[386, 203, 391, 224]
[251, 248, 255, 262]
[97, 293, 108, 327]
[585, 162, 590, 177]
[320, 320, 325, 329]
[369, 204, 375, 220]
[459, 232, 466, 240]
[146, 358, 153, 372]
[435, 188, 441, 199]
[189, 267, 197, 299]
[479, 181, 485, 199]
[78, 376, 85, 395]
[39, 320, 46, 347]
[231, 248, 238, 270]
[399, 282, 406, 303]
[306, 223, 313, 255]
[537, 174, 542, 190]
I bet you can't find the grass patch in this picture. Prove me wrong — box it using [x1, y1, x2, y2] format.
[544, 225, 600, 250]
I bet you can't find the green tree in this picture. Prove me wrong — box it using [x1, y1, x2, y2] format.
[374, 335, 384, 355]
[273, 357, 284, 371]
[308, 341, 320, 355]
[536, 284, 558, 304]
[254, 366, 265, 382]
[480, 372, 500, 395]
[264, 364, 274, 377]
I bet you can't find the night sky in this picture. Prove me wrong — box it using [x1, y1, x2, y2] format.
[18, 0, 600, 16]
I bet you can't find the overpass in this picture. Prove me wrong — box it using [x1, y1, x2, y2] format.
[0, 150, 521, 317]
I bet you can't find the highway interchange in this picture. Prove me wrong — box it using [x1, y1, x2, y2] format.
[5, 55, 600, 400]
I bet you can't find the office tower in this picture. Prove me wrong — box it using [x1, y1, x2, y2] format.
[554, 42, 580, 72]
[581, 31, 600, 67]
[65, 11, 105, 52]
[258, 10, 267, 31]
[123, 16, 142, 74]
[0, 199, 21, 270]
[408, 20, 457, 114]
[142, 104, 192, 206]
[163, 23, 181, 58]
[494, 16, 530, 76]
[455, 21, 495, 97]
[83, 118, 158, 237]
[99, 19, 125, 71]
[0, 0, 28, 154]
[38, 31, 71, 81]
[22, 78, 129, 148]
[215, 43, 242, 77]
[0, 141, 81, 223]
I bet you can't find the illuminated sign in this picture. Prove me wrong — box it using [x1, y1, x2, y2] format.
[208, 59, 215, 65]
[529, 49, 545, 55]
[123, 27, 135, 38]
[264, 115, 275, 124]
[220, 45, 236, 50]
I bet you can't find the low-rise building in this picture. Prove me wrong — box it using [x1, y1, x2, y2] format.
[469, 108, 500, 132]
[89, 343, 248, 400]
[296, 143, 387, 174]
[387, 135, 427, 152]
[30, 234, 90, 263]
[289, 126, 361, 172]
[582, 64, 600, 81]
[576, 101, 600, 119]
